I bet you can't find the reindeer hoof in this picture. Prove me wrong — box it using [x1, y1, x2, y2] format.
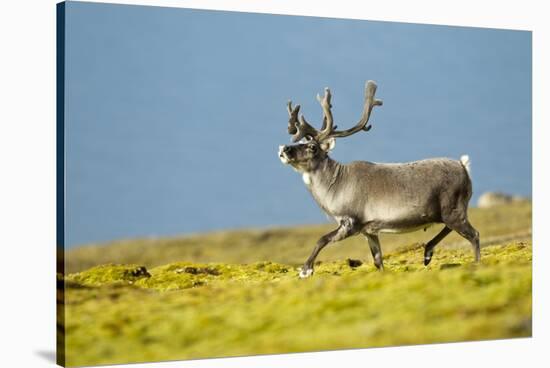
[299, 268, 314, 278]
[424, 254, 433, 266]
[424, 248, 433, 266]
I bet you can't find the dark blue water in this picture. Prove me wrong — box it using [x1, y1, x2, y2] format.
[64, 2, 532, 247]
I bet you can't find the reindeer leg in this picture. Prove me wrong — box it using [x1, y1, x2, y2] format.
[423, 226, 453, 266]
[300, 217, 358, 278]
[363, 233, 384, 271]
[445, 220, 480, 263]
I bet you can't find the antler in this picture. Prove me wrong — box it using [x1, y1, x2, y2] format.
[326, 80, 383, 139]
[315, 87, 335, 142]
[286, 80, 382, 143]
[287, 100, 320, 143]
[286, 101, 300, 134]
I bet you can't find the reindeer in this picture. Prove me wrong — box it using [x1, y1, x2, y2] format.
[278, 81, 480, 278]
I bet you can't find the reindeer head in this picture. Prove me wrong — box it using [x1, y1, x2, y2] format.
[278, 80, 383, 172]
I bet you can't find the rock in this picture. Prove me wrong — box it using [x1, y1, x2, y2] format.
[175, 266, 220, 276]
[477, 192, 529, 208]
[130, 266, 151, 278]
[347, 259, 363, 268]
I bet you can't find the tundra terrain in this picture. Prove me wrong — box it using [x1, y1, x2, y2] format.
[59, 202, 532, 366]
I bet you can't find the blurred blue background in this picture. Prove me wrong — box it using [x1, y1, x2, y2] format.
[64, 1, 532, 248]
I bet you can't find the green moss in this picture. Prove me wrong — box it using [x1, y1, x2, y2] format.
[63, 241, 531, 367]
[65, 264, 151, 286]
[61, 202, 532, 366]
[134, 261, 292, 291]
[65, 202, 532, 273]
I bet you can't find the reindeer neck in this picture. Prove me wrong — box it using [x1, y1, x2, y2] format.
[302, 156, 344, 197]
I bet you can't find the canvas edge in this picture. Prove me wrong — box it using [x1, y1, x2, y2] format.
[56, 2, 67, 367]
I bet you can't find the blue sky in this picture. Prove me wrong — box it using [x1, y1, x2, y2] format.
[64, 1, 532, 247]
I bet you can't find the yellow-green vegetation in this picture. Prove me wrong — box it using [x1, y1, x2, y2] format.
[61, 202, 532, 367]
[66, 201, 531, 273]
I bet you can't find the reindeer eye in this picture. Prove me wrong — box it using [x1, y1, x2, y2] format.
[307, 144, 317, 152]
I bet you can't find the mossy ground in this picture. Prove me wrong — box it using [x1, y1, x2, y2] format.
[65, 201, 532, 273]
[61, 202, 532, 367]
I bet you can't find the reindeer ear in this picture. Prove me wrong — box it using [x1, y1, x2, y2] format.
[320, 138, 336, 152]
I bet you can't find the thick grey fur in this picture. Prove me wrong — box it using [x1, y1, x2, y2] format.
[279, 81, 480, 278]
